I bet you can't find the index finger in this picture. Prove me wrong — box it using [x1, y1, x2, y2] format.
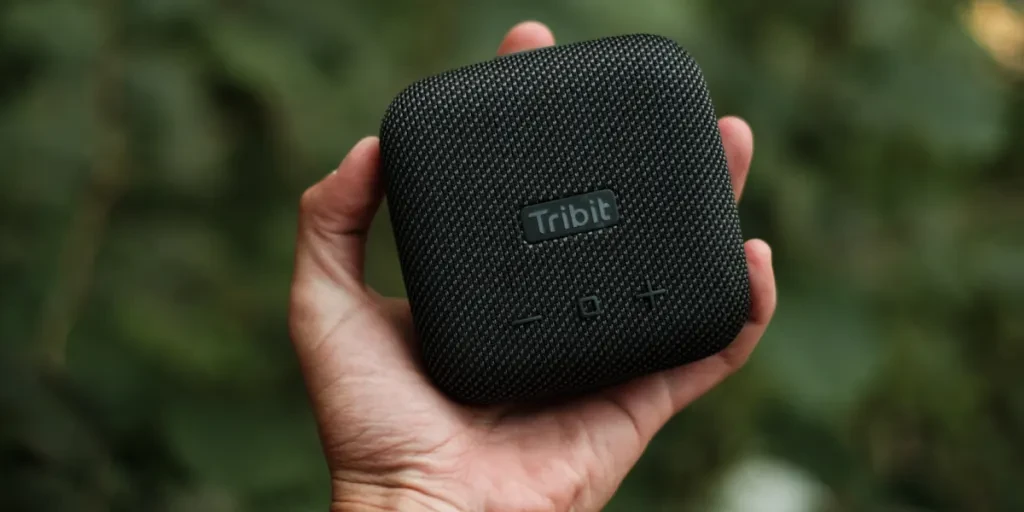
[497, 21, 555, 56]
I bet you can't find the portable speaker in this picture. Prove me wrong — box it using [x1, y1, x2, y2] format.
[379, 34, 751, 405]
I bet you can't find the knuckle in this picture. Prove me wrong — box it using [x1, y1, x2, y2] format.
[719, 336, 758, 373]
[723, 348, 753, 372]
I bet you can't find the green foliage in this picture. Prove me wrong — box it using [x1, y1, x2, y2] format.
[1, 0, 1021, 510]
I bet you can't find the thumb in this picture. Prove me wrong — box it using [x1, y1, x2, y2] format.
[294, 136, 383, 290]
[290, 137, 382, 354]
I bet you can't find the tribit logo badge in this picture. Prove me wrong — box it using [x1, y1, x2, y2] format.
[520, 190, 620, 243]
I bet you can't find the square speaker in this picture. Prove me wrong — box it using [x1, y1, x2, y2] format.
[379, 34, 750, 405]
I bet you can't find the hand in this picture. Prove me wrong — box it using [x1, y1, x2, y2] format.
[289, 21, 776, 512]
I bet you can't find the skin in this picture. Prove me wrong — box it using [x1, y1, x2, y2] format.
[288, 21, 777, 512]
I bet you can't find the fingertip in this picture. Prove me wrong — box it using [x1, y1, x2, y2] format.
[745, 238, 771, 264]
[325, 136, 381, 195]
[719, 116, 753, 148]
[719, 116, 754, 201]
[515, 20, 553, 34]
[301, 136, 384, 236]
[334, 136, 380, 175]
[744, 239, 776, 325]
[497, 21, 555, 55]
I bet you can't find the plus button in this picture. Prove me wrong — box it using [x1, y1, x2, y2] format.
[635, 278, 667, 309]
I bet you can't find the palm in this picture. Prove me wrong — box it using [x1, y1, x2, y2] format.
[304, 291, 650, 510]
[289, 22, 776, 512]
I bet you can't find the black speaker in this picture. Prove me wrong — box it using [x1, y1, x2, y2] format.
[379, 34, 750, 405]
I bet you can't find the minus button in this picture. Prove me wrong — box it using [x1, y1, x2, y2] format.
[511, 315, 542, 326]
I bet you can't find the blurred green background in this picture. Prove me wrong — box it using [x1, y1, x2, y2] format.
[1, 0, 1022, 510]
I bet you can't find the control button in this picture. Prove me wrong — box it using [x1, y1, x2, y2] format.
[578, 295, 604, 318]
[511, 314, 542, 326]
[635, 278, 667, 309]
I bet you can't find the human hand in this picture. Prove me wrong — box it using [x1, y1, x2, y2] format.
[289, 21, 776, 512]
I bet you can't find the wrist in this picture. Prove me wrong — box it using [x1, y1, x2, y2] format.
[331, 476, 464, 512]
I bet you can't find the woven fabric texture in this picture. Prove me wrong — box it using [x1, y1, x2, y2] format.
[379, 34, 750, 405]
